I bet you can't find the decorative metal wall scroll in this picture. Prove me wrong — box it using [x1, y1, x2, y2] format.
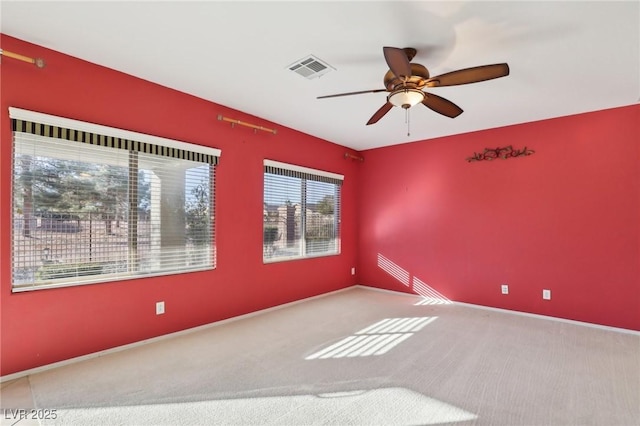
[466, 145, 535, 162]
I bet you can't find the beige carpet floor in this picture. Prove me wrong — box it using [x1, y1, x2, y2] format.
[1, 286, 638, 425]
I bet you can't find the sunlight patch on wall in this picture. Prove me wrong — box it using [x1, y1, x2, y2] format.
[413, 276, 452, 305]
[377, 253, 410, 286]
[305, 317, 436, 360]
[376, 253, 452, 304]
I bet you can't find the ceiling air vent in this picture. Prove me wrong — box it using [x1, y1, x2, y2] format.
[288, 55, 334, 79]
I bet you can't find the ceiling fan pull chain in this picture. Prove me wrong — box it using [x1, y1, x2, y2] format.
[406, 108, 411, 136]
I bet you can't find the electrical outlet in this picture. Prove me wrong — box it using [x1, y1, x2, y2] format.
[351, 267, 356, 276]
[542, 289, 551, 300]
[156, 301, 165, 315]
[501, 284, 509, 295]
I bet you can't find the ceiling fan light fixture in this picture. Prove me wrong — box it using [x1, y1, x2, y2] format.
[388, 89, 424, 109]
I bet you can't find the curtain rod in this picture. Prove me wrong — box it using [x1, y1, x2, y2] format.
[0, 49, 46, 68]
[217, 114, 277, 135]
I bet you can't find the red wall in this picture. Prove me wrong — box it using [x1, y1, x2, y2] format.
[357, 104, 640, 330]
[0, 35, 360, 376]
[2, 35, 638, 376]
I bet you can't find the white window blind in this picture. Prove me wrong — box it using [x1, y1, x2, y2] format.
[263, 160, 342, 262]
[10, 108, 220, 291]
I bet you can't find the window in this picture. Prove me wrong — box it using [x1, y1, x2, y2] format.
[263, 160, 342, 262]
[10, 108, 220, 291]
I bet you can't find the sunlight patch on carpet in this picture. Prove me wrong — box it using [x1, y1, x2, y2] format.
[39, 387, 477, 426]
[306, 317, 436, 359]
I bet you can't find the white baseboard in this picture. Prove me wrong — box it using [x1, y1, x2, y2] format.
[355, 284, 640, 336]
[453, 301, 640, 336]
[0, 285, 354, 383]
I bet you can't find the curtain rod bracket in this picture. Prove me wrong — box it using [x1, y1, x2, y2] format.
[344, 152, 364, 162]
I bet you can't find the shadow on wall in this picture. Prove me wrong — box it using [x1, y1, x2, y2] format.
[377, 253, 452, 306]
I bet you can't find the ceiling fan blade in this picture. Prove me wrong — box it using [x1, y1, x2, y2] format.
[426, 63, 510, 87]
[317, 89, 387, 99]
[366, 102, 393, 125]
[383, 46, 412, 80]
[422, 93, 463, 118]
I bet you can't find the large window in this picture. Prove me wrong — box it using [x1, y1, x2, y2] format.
[263, 160, 342, 262]
[10, 108, 220, 291]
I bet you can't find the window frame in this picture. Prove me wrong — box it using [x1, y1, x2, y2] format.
[9, 107, 221, 292]
[263, 159, 343, 263]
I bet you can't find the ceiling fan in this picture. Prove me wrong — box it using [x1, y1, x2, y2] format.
[317, 46, 509, 125]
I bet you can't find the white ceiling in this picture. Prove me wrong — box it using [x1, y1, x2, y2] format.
[2, 1, 639, 151]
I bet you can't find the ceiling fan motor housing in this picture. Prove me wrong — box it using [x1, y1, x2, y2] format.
[384, 63, 430, 91]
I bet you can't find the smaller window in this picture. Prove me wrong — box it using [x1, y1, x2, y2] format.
[263, 160, 343, 262]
